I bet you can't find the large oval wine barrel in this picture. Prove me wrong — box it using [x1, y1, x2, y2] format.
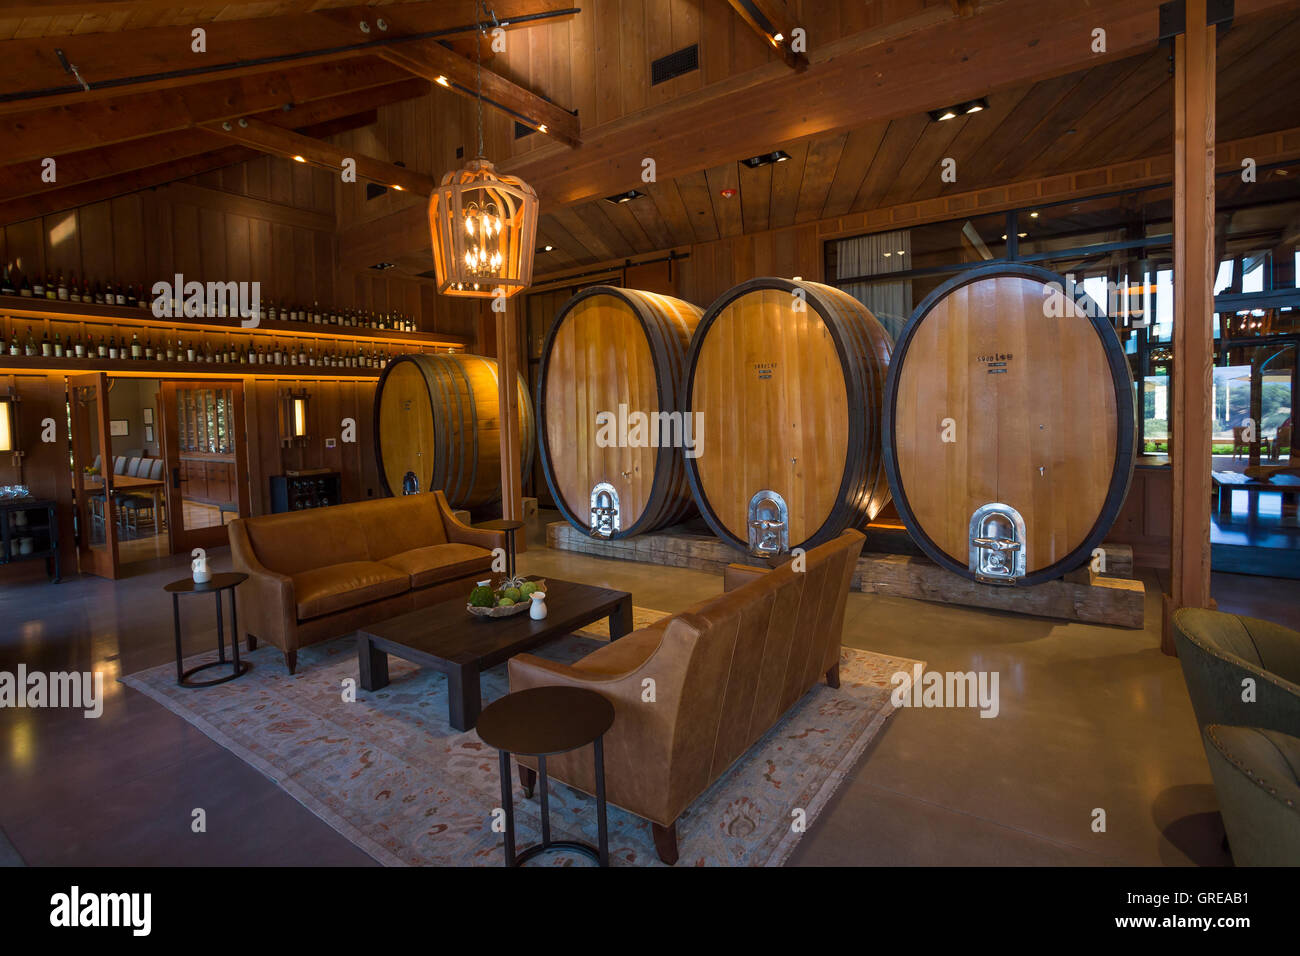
[883, 263, 1135, 586]
[684, 277, 893, 556]
[374, 353, 535, 510]
[538, 286, 703, 538]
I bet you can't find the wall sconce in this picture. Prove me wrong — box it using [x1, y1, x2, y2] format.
[0, 394, 19, 459]
[279, 389, 309, 447]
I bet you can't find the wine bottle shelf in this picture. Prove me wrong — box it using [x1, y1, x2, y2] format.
[0, 354, 388, 379]
[0, 294, 470, 348]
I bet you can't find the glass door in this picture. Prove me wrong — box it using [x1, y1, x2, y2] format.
[159, 381, 251, 553]
[68, 372, 120, 579]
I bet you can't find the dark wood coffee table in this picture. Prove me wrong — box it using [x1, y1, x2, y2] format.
[355, 577, 633, 731]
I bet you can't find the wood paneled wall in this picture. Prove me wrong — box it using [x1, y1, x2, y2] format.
[242, 377, 382, 516]
[0, 374, 78, 573]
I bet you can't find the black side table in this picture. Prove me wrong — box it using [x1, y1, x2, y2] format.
[473, 518, 526, 579]
[476, 685, 615, 867]
[164, 572, 250, 688]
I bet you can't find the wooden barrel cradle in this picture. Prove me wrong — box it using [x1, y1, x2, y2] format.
[883, 263, 1135, 586]
[374, 353, 535, 510]
[538, 286, 703, 539]
[684, 277, 893, 556]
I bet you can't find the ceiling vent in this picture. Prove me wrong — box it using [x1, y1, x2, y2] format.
[652, 44, 699, 85]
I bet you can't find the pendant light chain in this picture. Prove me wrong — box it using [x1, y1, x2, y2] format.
[475, 0, 485, 159]
[427, 0, 538, 299]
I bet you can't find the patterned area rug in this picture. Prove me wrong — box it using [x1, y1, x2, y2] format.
[122, 609, 923, 867]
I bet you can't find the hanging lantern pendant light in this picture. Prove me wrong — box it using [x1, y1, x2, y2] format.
[428, 2, 539, 299]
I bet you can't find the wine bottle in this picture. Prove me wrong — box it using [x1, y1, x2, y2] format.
[0, 264, 14, 296]
[56, 272, 68, 301]
[130, 332, 142, 360]
[31, 273, 45, 298]
[68, 272, 81, 303]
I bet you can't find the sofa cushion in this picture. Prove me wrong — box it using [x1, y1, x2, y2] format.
[572, 620, 669, 677]
[381, 542, 493, 589]
[354, 495, 448, 561]
[292, 561, 410, 620]
[244, 509, 367, 575]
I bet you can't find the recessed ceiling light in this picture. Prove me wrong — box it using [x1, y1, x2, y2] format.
[436, 75, 450, 87]
[537, 244, 555, 253]
[538, 124, 548, 133]
[392, 184, 404, 191]
[772, 32, 784, 43]
[1029, 211, 1040, 218]
[603, 190, 644, 204]
[741, 150, 791, 168]
[292, 155, 306, 163]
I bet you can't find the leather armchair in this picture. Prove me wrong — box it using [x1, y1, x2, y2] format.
[1172, 608, 1300, 739]
[507, 529, 865, 864]
[1202, 724, 1300, 865]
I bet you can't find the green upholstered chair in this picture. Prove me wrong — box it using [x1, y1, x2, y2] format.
[1202, 725, 1300, 865]
[1172, 608, 1300, 739]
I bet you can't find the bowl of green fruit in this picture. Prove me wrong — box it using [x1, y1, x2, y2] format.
[467, 577, 546, 619]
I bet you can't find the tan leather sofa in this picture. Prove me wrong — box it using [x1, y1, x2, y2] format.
[507, 528, 865, 864]
[228, 491, 506, 673]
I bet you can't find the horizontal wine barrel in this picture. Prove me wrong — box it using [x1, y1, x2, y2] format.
[538, 286, 703, 538]
[684, 278, 893, 556]
[883, 263, 1135, 586]
[374, 353, 535, 510]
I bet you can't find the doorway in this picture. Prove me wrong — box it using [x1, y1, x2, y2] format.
[159, 381, 251, 554]
[68, 372, 119, 579]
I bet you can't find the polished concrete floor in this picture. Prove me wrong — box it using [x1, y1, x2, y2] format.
[1, 511, 1294, 866]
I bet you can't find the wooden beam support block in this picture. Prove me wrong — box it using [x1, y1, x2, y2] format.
[547, 523, 1146, 628]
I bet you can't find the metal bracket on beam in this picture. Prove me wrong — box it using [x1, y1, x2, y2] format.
[1158, 0, 1234, 42]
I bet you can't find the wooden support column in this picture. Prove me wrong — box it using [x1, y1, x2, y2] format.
[1163, 0, 1216, 655]
[496, 298, 524, 534]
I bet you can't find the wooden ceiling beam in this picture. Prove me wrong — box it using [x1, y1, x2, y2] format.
[318, 6, 580, 147]
[0, 112, 380, 227]
[0, 110, 380, 227]
[722, 0, 809, 71]
[0, 0, 570, 116]
[201, 115, 438, 196]
[0, 56, 413, 166]
[0, 78, 428, 204]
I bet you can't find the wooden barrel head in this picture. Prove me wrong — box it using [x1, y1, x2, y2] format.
[377, 359, 436, 496]
[375, 353, 534, 509]
[885, 264, 1135, 585]
[685, 278, 891, 554]
[538, 287, 702, 538]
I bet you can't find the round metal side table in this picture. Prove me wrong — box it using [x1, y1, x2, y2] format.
[164, 572, 250, 688]
[477, 685, 615, 867]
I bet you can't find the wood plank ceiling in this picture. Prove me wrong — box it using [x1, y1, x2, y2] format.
[532, 9, 1300, 270]
[2, 0, 1298, 280]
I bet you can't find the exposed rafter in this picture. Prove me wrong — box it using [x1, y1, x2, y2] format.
[202, 115, 438, 196]
[0, 79, 429, 205]
[0, 111, 376, 226]
[722, 0, 810, 71]
[0, 0, 574, 116]
[0, 58, 413, 166]
[319, 7, 581, 148]
[336, 0, 1299, 269]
